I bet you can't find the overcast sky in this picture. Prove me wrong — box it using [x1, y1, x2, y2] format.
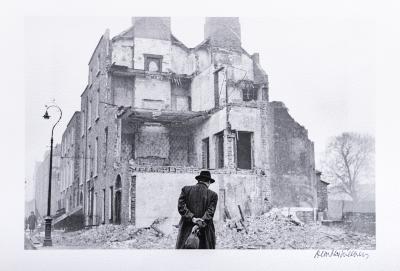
[24, 16, 375, 186]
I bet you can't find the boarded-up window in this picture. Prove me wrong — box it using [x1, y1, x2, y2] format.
[202, 138, 210, 169]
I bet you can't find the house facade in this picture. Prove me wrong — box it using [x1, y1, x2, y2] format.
[71, 17, 319, 227]
[33, 144, 61, 218]
[59, 111, 82, 213]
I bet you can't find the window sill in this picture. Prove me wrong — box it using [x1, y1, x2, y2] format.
[88, 126, 92, 131]
[95, 116, 100, 122]
[96, 70, 100, 77]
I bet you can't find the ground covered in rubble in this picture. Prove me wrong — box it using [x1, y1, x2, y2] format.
[49, 210, 375, 249]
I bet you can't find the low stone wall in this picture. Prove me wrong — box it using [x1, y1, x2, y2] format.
[130, 171, 271, 228]
[344, 212, 376, 235]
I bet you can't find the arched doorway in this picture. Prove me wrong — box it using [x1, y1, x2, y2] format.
[115, 175, 122, 224]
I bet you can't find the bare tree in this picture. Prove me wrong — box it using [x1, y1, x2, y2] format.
[321, 132, 375, 201]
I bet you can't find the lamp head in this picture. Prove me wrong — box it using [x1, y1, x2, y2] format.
[43, 110, 50, 119]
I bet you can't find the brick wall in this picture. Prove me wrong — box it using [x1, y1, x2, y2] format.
[317, 180, 328, 211]
[269, 101, 317, 207]
[204, 17, 241, 52]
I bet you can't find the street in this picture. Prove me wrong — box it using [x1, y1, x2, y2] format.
[26, 209, 375, 250]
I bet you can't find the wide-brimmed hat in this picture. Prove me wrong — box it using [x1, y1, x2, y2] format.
[195, 170, 215, 183]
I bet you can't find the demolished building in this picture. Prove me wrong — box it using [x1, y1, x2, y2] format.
[57, 17, 321, 228]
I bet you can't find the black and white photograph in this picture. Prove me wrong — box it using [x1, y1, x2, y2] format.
[23, 15, 376, 250]
[2, 0, 400, 270]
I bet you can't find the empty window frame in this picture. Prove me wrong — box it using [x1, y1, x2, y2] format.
[96, 88, 100, 120]
[94, 137, 98, 176]
[202, 137, 210, 169]
[215, 132, 224, 168]
[144, 54, 162, 72]
[87, 145, 92, 179]
[102, 188, 106, 224]
[109, 186, 114, 221]
[214, 72, 220, 107]
[104, 127, 108, 167]
[242, 87, 258, 102]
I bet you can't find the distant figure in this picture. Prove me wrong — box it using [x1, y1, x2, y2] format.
[262, 197, 272, 214]
[244, 195, 252, 217]
[27, 211, 37, 235]
[176, 171, 218, 249]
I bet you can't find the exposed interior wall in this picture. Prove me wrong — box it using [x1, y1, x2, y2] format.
[111, 39, 134, 68]
[191, 66, 214, 111]
[134, 77, 171, 110]
[195, 48, 211, 73]
[229, 106, 267, 169]
[112, 75, 134, 107]
[168, 127, 193, 167]
[171, 44, 194, 75]
[192, 109, 227, 168]
[133, 38, 171, 71]
[171, 84, 191, 111]
[135, 124, 170, 165]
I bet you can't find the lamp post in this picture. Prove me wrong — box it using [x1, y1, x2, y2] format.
[42, 104, 62, 246]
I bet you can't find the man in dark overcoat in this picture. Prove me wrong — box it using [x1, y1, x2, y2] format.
[176, 171, 218, 249]
[27, 211, 37, 235]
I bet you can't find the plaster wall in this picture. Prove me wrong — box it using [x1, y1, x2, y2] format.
[134, 77, 171, 110]
[191, 66, 214, 111]
[112, 39, 134, 68]
[192, 109, 227, 168]
[133, 172, 270, 227]
[133, 38, 171, 71]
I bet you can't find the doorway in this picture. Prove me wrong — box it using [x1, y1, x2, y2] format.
[237, 132, 253, 169]
[115, 191, 121, 224]
[115, 175, 122, 224]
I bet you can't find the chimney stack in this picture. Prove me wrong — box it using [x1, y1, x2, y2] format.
[251, 53, 260, 64]
[204, 17, 241, 51]
[131, 17, 171, 41]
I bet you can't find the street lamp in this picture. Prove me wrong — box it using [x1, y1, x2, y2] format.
[42, 104, 62, 246]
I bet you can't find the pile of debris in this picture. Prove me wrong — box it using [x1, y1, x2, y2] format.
[216, 208, 375, 249]
[52, 218, 178, 249]
[51, 208, 375, 249]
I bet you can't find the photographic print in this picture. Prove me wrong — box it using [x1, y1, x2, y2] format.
[24, 16, 375, 251]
